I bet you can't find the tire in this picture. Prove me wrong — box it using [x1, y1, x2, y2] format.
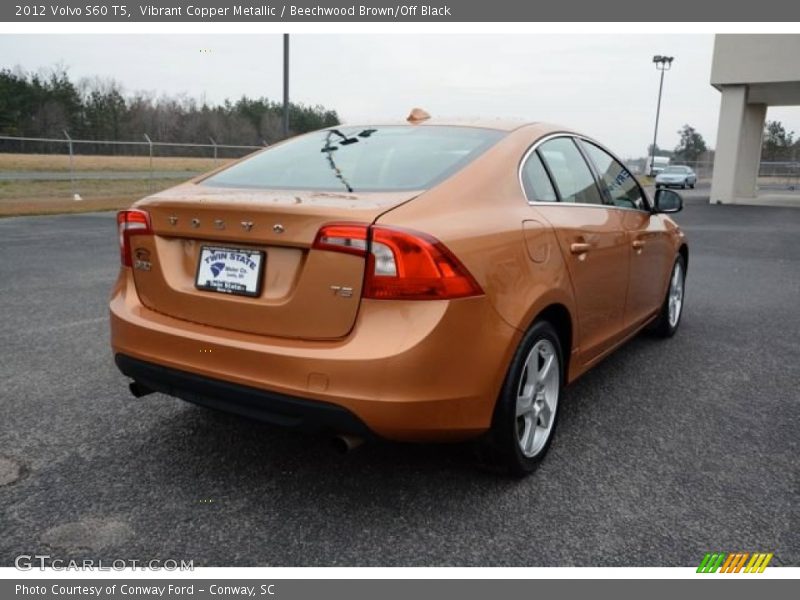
[681, 182, 686, 189]
[650, 255, 686, 338]
[478, 320, 564, 476]
[690, 181, 695, 189]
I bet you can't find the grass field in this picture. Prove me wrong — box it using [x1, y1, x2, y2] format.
[0, 152, 236, 172]
[0, 178, 181, 216]
[0, 152, 240, 217]
[2, 152, 796, 217]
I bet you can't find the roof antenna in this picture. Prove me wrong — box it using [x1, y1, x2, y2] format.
[406, 108, 431, 123]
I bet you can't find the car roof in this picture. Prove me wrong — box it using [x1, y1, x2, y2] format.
[337, 118, 559, 133]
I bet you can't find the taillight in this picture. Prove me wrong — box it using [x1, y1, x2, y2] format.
[312, 223, 483, 300]
[117, 209, 152, 267]
[366, 226, 483, 300]
[312, 223, 369, 257]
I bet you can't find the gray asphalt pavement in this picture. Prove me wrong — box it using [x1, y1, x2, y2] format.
[0, 198, 798, 567]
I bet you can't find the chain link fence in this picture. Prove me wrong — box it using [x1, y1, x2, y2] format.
[0, 133, 265, 215]
[624, 157, 800, 191]
[757, 161, 800, 190]
[3, 135, 800, 216]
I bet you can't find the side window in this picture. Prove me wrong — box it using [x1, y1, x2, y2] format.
[521, 151, 557, 202]
[538, 137, 604, 205]
[582, 141, 646, 211]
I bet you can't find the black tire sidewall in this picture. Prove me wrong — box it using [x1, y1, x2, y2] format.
[653, 254, 686, 337]
[489, 320, 564, 475]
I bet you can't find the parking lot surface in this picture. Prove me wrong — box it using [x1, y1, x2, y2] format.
[0, 198, 798, 566]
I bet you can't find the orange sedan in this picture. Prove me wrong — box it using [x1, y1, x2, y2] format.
[110, 113, 688, 475]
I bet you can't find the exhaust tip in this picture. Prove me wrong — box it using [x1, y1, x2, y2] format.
[331, 434, 365, 454]
[128, 381, 155, 398]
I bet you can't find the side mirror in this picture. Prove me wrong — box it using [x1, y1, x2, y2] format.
[654, 188, 683, 213]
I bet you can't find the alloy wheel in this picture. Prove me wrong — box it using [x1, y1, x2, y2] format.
[668, 261, 684, 328]
[515, 339, 560, 457]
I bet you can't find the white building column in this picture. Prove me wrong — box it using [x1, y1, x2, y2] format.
[710, 85, 767, 204]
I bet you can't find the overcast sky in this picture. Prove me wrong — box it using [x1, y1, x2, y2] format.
[2, 34, 798, 158]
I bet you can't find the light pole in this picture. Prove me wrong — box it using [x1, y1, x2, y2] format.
[282, 34, 290, 139]
[649, 55, 674, 177]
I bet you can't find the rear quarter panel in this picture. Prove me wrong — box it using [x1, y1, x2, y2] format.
[376, 124, 582, 380]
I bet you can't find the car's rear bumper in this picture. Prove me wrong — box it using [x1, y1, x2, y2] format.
[115, 354, 373, 436]
[110, 269, 519, 442]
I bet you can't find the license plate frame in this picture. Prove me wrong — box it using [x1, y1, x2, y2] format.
[195, 245, 265, 298]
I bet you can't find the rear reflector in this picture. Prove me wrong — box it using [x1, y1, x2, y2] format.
[313, 223, 483, 300]
[117, 209, 152, 267]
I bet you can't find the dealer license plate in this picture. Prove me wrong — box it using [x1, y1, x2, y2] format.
[195, 246, 264, 297]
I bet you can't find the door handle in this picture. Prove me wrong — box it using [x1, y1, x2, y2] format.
[632, 240, 646, 250]
[570, 242, 591, 254]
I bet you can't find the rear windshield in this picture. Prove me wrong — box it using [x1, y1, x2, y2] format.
[202, 125, 505, 192]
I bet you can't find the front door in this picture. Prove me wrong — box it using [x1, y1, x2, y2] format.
[579, 140, 673, 330]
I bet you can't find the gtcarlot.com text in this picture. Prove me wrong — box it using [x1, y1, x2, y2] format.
[14, 554, 193, 571]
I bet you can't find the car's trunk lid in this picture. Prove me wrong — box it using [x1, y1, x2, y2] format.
[129, 182, 420, 340]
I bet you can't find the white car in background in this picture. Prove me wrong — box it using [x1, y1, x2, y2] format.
[655, 165, 697, 189]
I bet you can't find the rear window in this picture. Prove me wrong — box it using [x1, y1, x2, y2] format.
[202, 126, 505, 192]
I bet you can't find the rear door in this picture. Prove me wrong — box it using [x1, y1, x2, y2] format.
[525, 136, 629, 362]
[579, 140, 674, 330]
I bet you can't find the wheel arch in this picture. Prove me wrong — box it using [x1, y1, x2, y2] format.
[678, 243, 689, 272]
[530, 303, 573, 385]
